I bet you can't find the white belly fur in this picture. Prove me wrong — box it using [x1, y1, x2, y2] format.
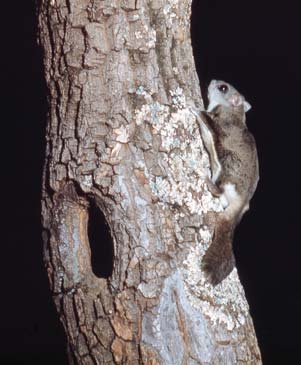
[220, 183, 244, 217]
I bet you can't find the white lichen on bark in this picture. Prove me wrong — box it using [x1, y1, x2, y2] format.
[135, 86, 221, 214]
[134, 85, 250, 336]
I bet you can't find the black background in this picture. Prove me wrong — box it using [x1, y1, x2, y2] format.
[1, 1, 300, 364]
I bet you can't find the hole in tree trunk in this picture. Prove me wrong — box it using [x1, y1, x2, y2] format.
[87, 199, 114, 278]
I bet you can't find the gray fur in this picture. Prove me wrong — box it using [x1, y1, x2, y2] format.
[198, 80, 259, 285]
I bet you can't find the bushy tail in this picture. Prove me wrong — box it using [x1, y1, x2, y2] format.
[202, 216, 236, 286]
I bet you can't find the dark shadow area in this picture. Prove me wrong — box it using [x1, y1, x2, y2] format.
[0, 353, 68, 365]
[192, 0, 301, 364]
[87, 199, 114, 278]
[0, 1, 68, 364]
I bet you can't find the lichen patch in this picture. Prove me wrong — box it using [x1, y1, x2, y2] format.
[134, 86, 222, 216]
[182, 232, 249, 331]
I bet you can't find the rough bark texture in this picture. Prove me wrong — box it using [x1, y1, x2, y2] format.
[38, 0, 262, 364]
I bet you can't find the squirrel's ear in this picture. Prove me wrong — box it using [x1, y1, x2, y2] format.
[243, 101, 251, 112]
[229, 94, 251, 112]
[229, 94, 242, 107]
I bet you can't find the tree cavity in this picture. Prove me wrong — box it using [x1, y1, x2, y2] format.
[87, 199, 114, 279]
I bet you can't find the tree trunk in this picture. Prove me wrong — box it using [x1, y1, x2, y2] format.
[38, 1, 262, 364]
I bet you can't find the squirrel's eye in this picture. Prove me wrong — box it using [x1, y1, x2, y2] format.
[218, 84, 228, 93]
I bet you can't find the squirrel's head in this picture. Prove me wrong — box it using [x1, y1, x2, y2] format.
[207, 80, 251, 113]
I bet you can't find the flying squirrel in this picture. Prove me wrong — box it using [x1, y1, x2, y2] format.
[196, 80, 259, 286]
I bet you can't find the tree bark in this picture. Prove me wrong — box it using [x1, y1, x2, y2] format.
[38, 1, 262, 364]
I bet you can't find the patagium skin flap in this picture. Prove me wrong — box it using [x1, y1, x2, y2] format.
[199, 80, 259, 285]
